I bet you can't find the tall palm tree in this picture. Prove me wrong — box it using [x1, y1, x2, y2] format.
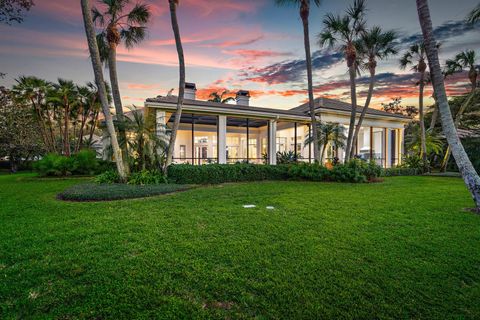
[92, 0, 151, 168]
[165, 0, 185, 170]
[441, 50, 479, 170]
[350, 26, 398, 158]
[80, 0, 127, 180]
[208, 90, 235, 104]
[467, 3, 480, 24]
[318, 0, 366, 162]
[399, 42, 430, 166]
[12, 76, 55, 152]
[53, 79, 77, 156]
[416, 0, 480, 210]
[275, 0, 322, 162]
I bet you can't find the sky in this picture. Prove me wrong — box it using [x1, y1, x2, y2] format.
[0, 0, 479, 112]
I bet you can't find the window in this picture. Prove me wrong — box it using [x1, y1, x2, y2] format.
[179, 145, 186, 159]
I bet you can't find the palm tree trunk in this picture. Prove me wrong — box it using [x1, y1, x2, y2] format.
[440, 87, 476, 171]
[88, 110, 99, 146]
[418, 72, 428, 166]
[45, 107, 57, 153]
[302, 14, 320, 162]
[165, 0, 185, 171]
[81, 0, 127, 180]
[345, 65, 358, 162]
[429, 98, 438, 131]
[350, 69, 376, 158]
[417, 0, 480, 210]
[321, 143, 328, 164]
[63, 101, 70, 157]
[108, 43, 130, 174]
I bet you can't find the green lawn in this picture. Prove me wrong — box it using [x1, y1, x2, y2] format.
[1, 174, 480, 319]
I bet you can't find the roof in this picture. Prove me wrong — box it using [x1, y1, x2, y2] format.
[290, 97, 411, 120]
[146, 95, 410, 121]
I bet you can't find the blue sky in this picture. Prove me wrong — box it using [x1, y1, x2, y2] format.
[0, 0, 479, 110]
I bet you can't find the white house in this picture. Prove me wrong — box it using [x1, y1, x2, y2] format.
[145, 83, 410, 167]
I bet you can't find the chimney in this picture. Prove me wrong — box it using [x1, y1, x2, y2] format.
[236, 90, 250, 106]
[184, 82, 196, 100]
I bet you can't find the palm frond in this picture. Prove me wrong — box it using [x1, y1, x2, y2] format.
[121, 26, 146, 49]
[127, 3, 150, 25]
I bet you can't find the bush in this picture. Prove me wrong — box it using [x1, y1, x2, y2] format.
[402, 154, 429, 171]
[94, 170, 121, 184]
[127, 169, 167, 185]
[167, 163, 290, 184]
[33, 150, 104, 177]
[58, 183, 190, 201]
[276, 151, 298, 164]
[167, 161, 383, 185]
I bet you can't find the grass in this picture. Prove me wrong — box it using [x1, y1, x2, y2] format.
[1, 174, 480, 319]
[58, 183, 191, 201]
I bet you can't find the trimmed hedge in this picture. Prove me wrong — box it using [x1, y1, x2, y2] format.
[167, 160, 383, 184]
[58, 183, 190, 201]
[167, 163, 289, 184]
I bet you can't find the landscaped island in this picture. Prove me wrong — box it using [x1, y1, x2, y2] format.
[1, 173, 479, 319]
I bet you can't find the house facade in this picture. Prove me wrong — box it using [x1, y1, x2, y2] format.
[144, 83, 410, 167]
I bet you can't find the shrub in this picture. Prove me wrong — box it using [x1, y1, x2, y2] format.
[276, 151, 298, 164]
[94, 170, 121, 184]
[127, 169, 167, 185]
[167, 163, 290, 184]
[287, 162, 330, 181]
[402, 154, 429, 171]
[33, 150, 104, 177]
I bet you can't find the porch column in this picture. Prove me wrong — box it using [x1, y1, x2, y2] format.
[269, 119, 277, 165]
[385, 129, 391, 168]
[398, 128, 405, 165]
[218, 115, 227, 164]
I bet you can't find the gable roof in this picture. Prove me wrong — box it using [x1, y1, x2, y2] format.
[290, 97, 411, 119]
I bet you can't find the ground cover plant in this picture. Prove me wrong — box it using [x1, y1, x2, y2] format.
[57, 182, 190, 201]
[1, 174, 479, 319]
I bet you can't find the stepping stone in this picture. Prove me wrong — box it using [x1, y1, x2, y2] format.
[243, 205, 256, 208]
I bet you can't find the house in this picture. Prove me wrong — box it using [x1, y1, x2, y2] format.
[144, 83, 410, 167]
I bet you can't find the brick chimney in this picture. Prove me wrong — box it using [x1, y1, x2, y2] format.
[235, 90, 250, 106]
[184, 82, 196, 100]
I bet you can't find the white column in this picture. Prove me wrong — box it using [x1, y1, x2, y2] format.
[399, 128, 405, 165]
[385, 129, 391, 168]
[218, 115, 227, 164]
[156, 110, 166, 137]
[269, 120, 277, 165]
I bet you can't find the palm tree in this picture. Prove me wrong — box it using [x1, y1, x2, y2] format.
[405, 125, 443, 156]
[275, 0, 322, 162]
[165, 0, 185, 170]
[416, 0, 480, 210]
[440, 50, 479, 171]
[53, 79, 78, 156]
[208, 90, 235, 104]
[318, 0, 366, 162]
[350, 26, 398, 158]
[80, 0, 127, 180]
[12, 76, 55, 152]
[399, 42, 430, 166]
[305, 122, 346, 162]
[92, 0, 151, 168]
[467, 3, 480, 24]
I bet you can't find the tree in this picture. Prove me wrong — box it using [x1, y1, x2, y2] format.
[0, 86, 44, 172]
[305, 122, 346, 162]
[399, 42, 431, 166]
[165, 0, 185, 170]
[208, 90, 235, 104]
[441, 50, 479, 171]
[350, 26, 398, 158]
[381, 97, 418, 117]
[0, 0, 34, 24]
[92, 0, 151, 170]
[416, 0, 480, 210]
[318, 0, 366, 162]
[12, 76, 56, 153]
[81, 0, 127, 180]
[52, 79, 78, 157]
[275, 0, 322, 162]
[467, 3, 480, 24]
[405, 124, 443, 156]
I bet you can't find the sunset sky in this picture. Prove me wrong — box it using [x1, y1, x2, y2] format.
[0, 0, 479, 111]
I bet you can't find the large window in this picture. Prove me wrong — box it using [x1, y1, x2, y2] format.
[226, 117, 268, 164]
[166, 113, 218, 164]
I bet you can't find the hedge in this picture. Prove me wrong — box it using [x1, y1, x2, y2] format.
[167, 160, 383, 184]
[382, 167, 420, 177]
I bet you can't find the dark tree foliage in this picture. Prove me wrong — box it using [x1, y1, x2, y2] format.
[381, 97, 419, 117]
[0, 0, 34, 24]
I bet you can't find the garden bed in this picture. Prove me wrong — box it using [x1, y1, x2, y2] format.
[57, 183, 191, 201]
